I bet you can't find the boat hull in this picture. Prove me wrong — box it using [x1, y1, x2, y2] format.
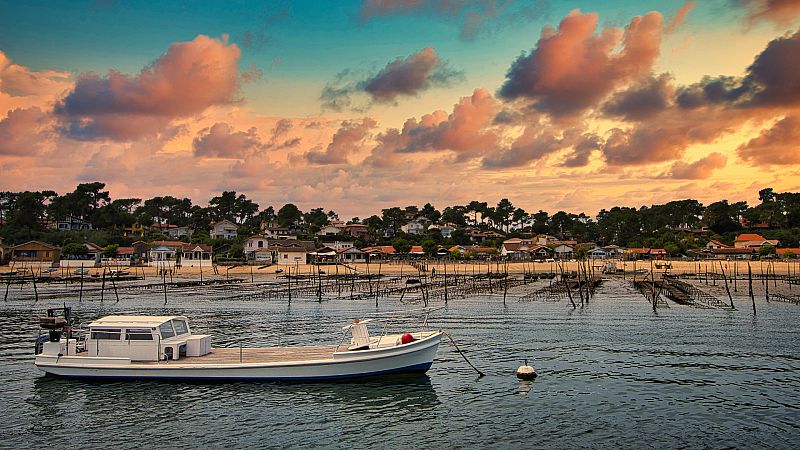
[35, 332, 442, 381]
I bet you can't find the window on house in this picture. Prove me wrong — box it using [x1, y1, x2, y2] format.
[258, 241, 263, 248]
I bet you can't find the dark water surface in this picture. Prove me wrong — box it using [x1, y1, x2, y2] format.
[1, 280, 799, 449]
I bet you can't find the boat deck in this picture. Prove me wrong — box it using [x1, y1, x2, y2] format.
[134, 346, 341, 365]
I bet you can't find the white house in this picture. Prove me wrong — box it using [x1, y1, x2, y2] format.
[554, 244, 574, 259]
[438, 225, 455, 239]
[167, 226, 193, 239]
[181, 243, 212, 263]
[330, 241, 355, 250]
[316, 225, 343, 237]
[245, 235, 268, 260]
[210, 220, 238, 240]
[276, 247, 308, 265]
[264, 226, 296, 240]
[401, 221, 427, 235]
[337, 247, 367, 263]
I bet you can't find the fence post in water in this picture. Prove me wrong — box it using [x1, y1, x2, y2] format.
[111, 274, 120, 304]
[748, 262, 756, 315]
[719, 261, 735, 309]
[31, 269, 39, 302]
[443, 258, 448, 305]
[162, 267, 168, 305]
[287, 267, 292, 304]
[559, 262, 576, 308]
[650, 258, 656, 311]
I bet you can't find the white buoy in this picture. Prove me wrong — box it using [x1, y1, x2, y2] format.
[516, 360, 537, 381]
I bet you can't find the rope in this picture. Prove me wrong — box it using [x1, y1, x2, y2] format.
[441, 330, 485, 378]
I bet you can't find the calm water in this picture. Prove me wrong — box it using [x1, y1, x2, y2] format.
[1, 280, 799, 449]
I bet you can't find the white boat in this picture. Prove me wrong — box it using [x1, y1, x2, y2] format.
[33, 308, 442, 381]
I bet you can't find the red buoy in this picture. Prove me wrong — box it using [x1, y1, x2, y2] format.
[401, 333, 415, 344]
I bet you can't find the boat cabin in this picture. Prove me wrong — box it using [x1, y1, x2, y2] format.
[86, 315, 211, 362]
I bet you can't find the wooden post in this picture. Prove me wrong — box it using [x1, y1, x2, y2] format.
[559, 262, 576, 308]
[719, 261, 734, 310]
[443, 258, 448, 305]
[31, 270, 39, 302]
[79, 263, 84, 302]
[748, 262, 756, 315]
[650, 258, 656, 311]
[162, 267, 168, 305]
[287, 267, 292, 304]
[100, 267, 107, 302]
[111, 275, 120, 304]
[502, 261, 508, 305]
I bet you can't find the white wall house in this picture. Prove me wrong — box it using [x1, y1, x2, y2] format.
[276, 247, 308, 265]
[401, 221, 426, 235]
[210, 220, 238, 239]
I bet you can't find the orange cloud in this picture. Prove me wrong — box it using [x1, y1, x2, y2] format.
[498, 9, 663, 116]
[738, 114, 800, 165]
[54, 35, 242, 141]
[665, 152, 727, 179]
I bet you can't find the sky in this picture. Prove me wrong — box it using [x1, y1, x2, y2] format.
[1, 0, 800, 219]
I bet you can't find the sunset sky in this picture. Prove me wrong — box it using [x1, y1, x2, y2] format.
[1, 0, 800, 218]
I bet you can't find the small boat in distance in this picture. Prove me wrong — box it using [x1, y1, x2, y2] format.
[34, 307, 442, 381]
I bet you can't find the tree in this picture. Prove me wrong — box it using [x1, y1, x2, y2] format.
[304, 207, 329, 232]
[759, 245, 776, 257]
[277, 203, 303, 227]
[381, 207, 406, 232]
[421, 239, 437, 256]
[420, 203, 441, 223]
[62, 242, 87, 257]
[103, 244, 119, 257]
[441, 205, 467, 226]
[494, 198, 515, 232]
[450, 229, 470, 245]
[703, 200, 745, 234]
[392, 238, 411, 254]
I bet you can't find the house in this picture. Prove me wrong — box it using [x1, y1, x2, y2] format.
[50, 215, 92, 231]
[776, 248, 800, 258]
[649, 248, 668, 260]
[167, 226, 194, 239]
[84, 242, 104, 263]
[528, 245, 553, 260]
[554, 244, 574, 259]
[467, 246, 499, 259]
[115, 247, 134, 259]
[409, 245, 425, 257]
[330, 241, 355, 250]
[316, 225, 343, 237]
[536, 234, 558, 246]
[210, 220, 238, 239]
[601, 245, 625, 258]
[263, 226, 296, 240]
[132, 241, 150, 262]
[180, 243, 212, 263]
[706, 239, 731, 250]
[449, 245, 468, 255]
[245, 235, 269, 260]
[590, 248, 607, 259]
[150, 223, 177, 233]
[402, 221, 427, 235]
[624, 248, 667, 260]
[118, 223, 146, 237]
[733, 233, 779, 249]
[337, 246, 367, 263]
[308, 246, 338, 264]
[10, 241, 61, 263]
[438, 225, 455, 239]
[501, 241, 534, 259]
[0, 238, 7, 263]
[275, 246, 308, 265]
[345, 224, 368, 238]
[268, 239, 317, 252]
[148, 241, 187, 262]
[362, 246, 396, 259]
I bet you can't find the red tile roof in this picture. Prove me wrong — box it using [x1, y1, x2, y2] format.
[735, 233, 767, 242]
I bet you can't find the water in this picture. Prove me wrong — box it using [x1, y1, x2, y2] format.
[1, 280, 799, 449]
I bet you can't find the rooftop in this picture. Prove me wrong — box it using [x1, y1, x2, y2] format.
[88, 315, 185, 328]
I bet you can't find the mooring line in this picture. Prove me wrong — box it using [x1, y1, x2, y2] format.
[441, 330, 485, 378]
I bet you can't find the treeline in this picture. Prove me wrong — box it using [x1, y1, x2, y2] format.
[1, 183, 800, 255]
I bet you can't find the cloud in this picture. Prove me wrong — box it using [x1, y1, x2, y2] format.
[54, 35, 242, 141]
[305, 118, 377, 164]
[664, 152, 727, 179]
[739, 0, 800, 27]
[0, 51, 72, 98]
[665, 1, 696, 34]
[321, 47, 462, 110]
[602, 73, 674, 121]
[498, 9, 663, 116]
[193, 123, 267, 159]
[481, 122, 597, 169]
[737, 114, 800, 165]
[365, 88, 500, 166]
[0, 107, 53, 156]
[676, 29, 800, 109]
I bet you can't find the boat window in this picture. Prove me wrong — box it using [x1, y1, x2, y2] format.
[172, 319, 188, 335]
[91, 328, 121, 340]
[125, 328, 154, 341]
[159, 322, 175, 339]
